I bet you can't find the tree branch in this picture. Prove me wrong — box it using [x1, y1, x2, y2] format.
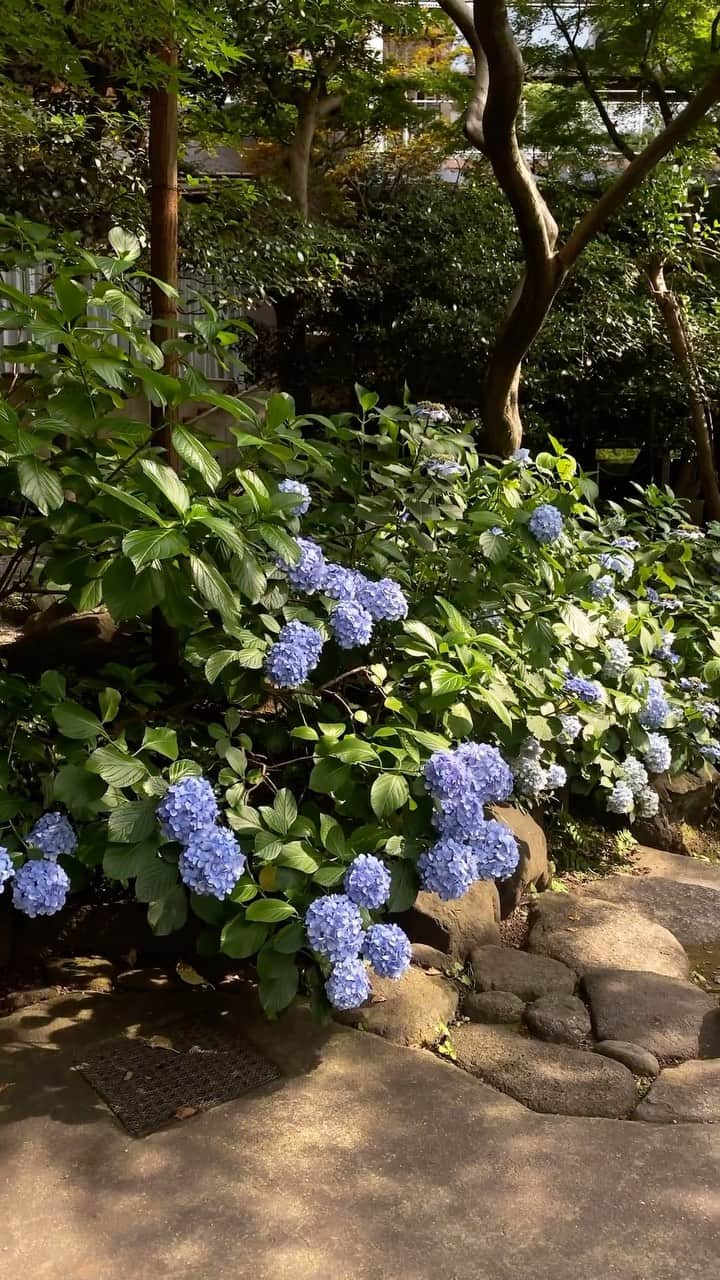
[549, 4, 636, 160]
[436, 0, 488, 147]
[561, 67, 720, 268]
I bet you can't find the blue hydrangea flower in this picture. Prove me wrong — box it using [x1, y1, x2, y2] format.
[558, 714, 582, 745]
[603, 638, 632, 682]
[654, 634, 676, 662]
[322, 563, 365, 601]
[512, 448, 531, 464]
[27, 812, 77, 861]
[563, 674, 603, 705]
[12, 859, 70, 917]
[637, 787, 659, 818]
[325, 957, 371, 1010]
[474, 819, 520, 880]
[680, 677, 708, 694]
[643, 733, 672, 774]
[520, 736, 543, 760]
[331, 601, 373, 649]
[607, 782, 634, 815]
[589, 575, 615, 601]
[513, 757, 549, 797]
[0, 847, 13, 889]
[278, 478, 311, 515]
[622, 756, 648, 796]
[305, 894, 364, 963]
[646, 587, 660, 604]
[599, 552, 633, 580]
[638, 678, 670, 730]
[659, 597, 682, 614]
[179, 827, 245, 898]
[700, 742, 720, 763]
[157, 776, 219, 844]
[417, 837, 478, 900]
[265, 620, 323, 688]
[426, 458, 463, 478]
[424, 742, 513, 808]
[344, 854, 391, 910]
[529, 504, 564, 545]
[700, 702, 720, 724]
[489, 526, 506, 537]
[546, 763, 567, 790]
[357, 578, 409, 622]
[615, 536, 639, 551]
[280, 537, 326, 594]
[415, 401, 451, 423]
[362, 923, 411, 979]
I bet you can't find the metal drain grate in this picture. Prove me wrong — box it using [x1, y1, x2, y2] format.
[77, 1011, 281, 1136]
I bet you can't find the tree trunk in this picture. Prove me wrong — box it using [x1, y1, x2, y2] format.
[149, 39, 180, 672]
[286, 95, 318, 219]
[646, 257, 720, 521]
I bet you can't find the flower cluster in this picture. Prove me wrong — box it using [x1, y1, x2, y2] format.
[415, 401, 451, 423]
[563, 674, 603, 705]
[325, 958, 372, 1010]
[322, 564, 364, 600]
[305, 894, 364, 964]
[513, 739, 566, 799]
[344, 854, 391, 910]
[0, 847, 13, 889]
[603, 639, 632, 682]
[179, 827, 246, 898]
[357, 578, 408, 622]
[331, 601, 373, 649]
[638, 678, 670, 730]
[362, 923, 411, 979]
[599, 551, 633, 580]
[607, 781, 634, 815]
[27, 811, 77, 861]
[615, 536, 639, 551]
[589, 575, 615, 601]
[12, 859, 70, 917]
[418, 836, 479, 899]
[158, 776, 219, 844]
[426, 458, 463, 478]
[654, 634, 679, 665]
[529, 504, 563, 545]
[265, 620, 323, 688]
[512, 448, 531, 464]
[156, 776, 245, 900]
[282, 537, 326, 594]
[680, 677, 708, 695]
[278, 478, 311, 515]
[622, 756, 648, 794]
[609, 753, 661, 819]
[558, 714, 582, 745]
[643, 733, 672, 774]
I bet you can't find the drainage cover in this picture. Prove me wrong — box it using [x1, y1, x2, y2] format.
[77, 1011, 281, 1136]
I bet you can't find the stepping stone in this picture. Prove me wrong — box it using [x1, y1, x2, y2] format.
[340, 966, 458, 1048]
[394, 881, 500, 959]
[488, 804, 550, 917]
[452, 1023, 637, 1118]
[584, 969, 720, 1063]
[469, 944, 576, 1001]
[595, 1041, 660, 1078]
[581, 848, 720, 948]
[524, 994, 591, 1046]
[527, 892, 689, 979]
[43, 956, 114, 992]
[464, 990, 525, 1024]
[410, 943, 458, 974]
[634, 1058, 720, 1123]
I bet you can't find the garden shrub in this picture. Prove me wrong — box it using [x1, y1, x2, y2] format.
[1, 222, 720, 1017]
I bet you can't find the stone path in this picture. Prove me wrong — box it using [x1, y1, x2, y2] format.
[1, 990, 719, 1280]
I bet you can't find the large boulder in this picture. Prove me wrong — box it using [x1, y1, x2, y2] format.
[470, 944, 576, 1002]
[580, 846, 720, 949]
[452, 1023, 637, 1118]
[584, 969, 720, 1063]
[340, 966, 459, 1048]
[488, 804, 551, 917]
[394, 881, 500, 960]
[524, 994, 592, 1047]
[635, 1058, 720, 1123]
[527, 892, 689, 980]
[655, 768, 719, 827]
[594, 1041, 660, 1078]
[463, 990, 525, 1024]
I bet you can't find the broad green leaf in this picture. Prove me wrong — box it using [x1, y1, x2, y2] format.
[107, 799, 157, 843]
[103, 844, 144, 880]
[91, 479, 164, 525]
[371, 773, 410, 818]
[135, 854, 179, 903]
[309, 758, 352, 795]
[257, 950, 299, 1016]
[172, 424, 222, 490]
[99, 687, 121, 724]
[147, 885, 188, 935]
[271, 920, 306, 953]
[140, 458, 190, 515]
[87, 745, 148, 787]
[18, 457, 64, 514]
[141, 727, 179, 760]
[558, 602, 599, 647]
[220, 916, 269, 958]
[387, 860, 418, 912]
[52, 701, 106, 741]
[53, 764, 105, 818]
[122, 527, 189, 569]
[190, 555, 237, 617]
[272, 788, 297, 835]
[245, 899, 297, 923]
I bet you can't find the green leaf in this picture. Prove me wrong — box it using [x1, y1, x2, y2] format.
[430, 669, 467, 697]
[99, 687, 121, 724]
[87, 745, 149, 787]
[91, 479, 165, 525]
[18, 457, 64, 514]
[220, 916, 269, 958]
[109, 226, 142, 258]
[558, 602, 599, 647]
[135, 854, 179, 903]
[54, 764, 105, 818]
[309, 759, 352, 795]
[387, 860, 418, 912]
[107, 799, 157, 843]
[355, 382, 379, 412]
[235, 550, 266, 603]
[199, 515, 246, 557]
[103, 844, 144, 880]
[190, 892, 226, 924]
[147, 885, 188, 935]
[320, 814, 347, 857]
[172, 424, 222, 490]
[52, 701, 106, 741]
[190, 555, 237, 617]
[257, 950, 299, 1016]
[272, 920, 306, 953]
[331, 737, 380, 764]
[122, 527, 189, 569]
[141, 727, 179, 760]
[257, 523, 300, 562]
[140, 458, 190, 515]
[446, 702, 473, 737]
[313, 864, 346, 887]
[370, 773, 410, 818]
[476, 686, 514, 729]
[272, 788, 297, 835]
[276, 845, 318, 873]
[245, 899, 298, 923]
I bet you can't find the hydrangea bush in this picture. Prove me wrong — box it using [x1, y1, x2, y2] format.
[2, 225, 720, 1018]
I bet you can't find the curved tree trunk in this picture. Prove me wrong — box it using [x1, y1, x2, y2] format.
[646, 257, 720, 521]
